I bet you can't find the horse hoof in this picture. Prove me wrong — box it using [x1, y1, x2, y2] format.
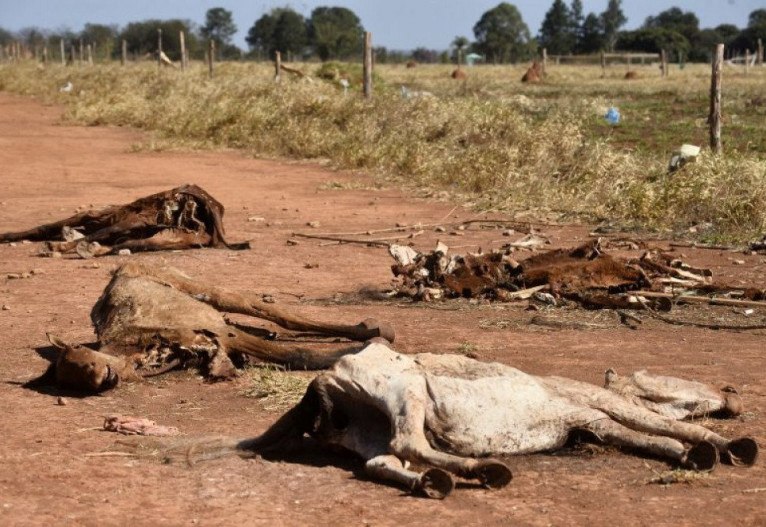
[684, 440, 719, 471]
[475, 460, 513, 489]
[727, 437, 758, 467]
[417, 468, 454, 499]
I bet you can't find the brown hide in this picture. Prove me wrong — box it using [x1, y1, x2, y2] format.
[451, 68, 467, 80]
[521, 62, 543, 83]
[34, 262, 395, 393]
[0, 184, 249, 255]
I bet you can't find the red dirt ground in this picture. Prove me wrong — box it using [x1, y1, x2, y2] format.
[0, 92, 764, 526]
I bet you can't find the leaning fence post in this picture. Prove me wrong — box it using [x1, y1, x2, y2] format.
[709, 44, 724, 155]
[157, 28, 162, 69]
[600, 51, 606, 78]
[207, 39, 214, 79]
[363, 32, 373, 98]
[59, 39, 65, 66]
[274, 50, 281, 82]
[179, 30, 186, 71]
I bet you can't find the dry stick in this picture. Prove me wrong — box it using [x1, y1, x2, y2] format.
[292, 233, 391, 247]
[636, 290, 766, 310]
[307, 218, 552, 238]
[207, 39, 215, 79]
[121, 39, 127, 66]
[179, 30, 186, 71]
[709, 43, 724, 154]
[668, 241, 741, 251]
[636, 297, 766, 331]
[274, 51, 281, 83]
[363, 32, 373, 98]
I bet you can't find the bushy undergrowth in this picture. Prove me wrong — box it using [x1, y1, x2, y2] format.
[1, 62, 764, 240]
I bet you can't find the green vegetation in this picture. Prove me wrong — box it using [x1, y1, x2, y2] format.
[0, 61, 764, 241]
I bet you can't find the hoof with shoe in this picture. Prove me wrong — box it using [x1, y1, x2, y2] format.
[726, 437, 758, 467]
[416, 468, 454, 499]
[683, 440, 719, 471]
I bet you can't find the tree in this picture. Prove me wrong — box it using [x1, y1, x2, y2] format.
[749, 9, 766, 28]
[539, 0, 575, 55]
[570, 0, 585, 45]
[120, 19, 200, 61]
[246, 8, 307, 59]
[600, 0, 626, 52]
[308, 7, 364, 61]
[451, 35, 470, 63]
[80, 23, 118, 59]
[473, 3, 534, 63]
[731, 9, 766, 54]
[411, 47, 439, 63]
[617, 28, 689, 56]
[201, 8, 237, 46]
[578, 13, 604, 53]
[643, 7, 699, 44]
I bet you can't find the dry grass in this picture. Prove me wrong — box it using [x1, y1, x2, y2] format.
[1, 60, 764, 240]
[241, 364, 312, 412]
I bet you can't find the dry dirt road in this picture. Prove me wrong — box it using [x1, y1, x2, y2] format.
[0, 92, 764, 526]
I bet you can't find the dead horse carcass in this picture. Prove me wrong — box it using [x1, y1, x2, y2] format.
[0, 184, 249, 257]
[33, 262, 395, 393]
[227, 341, 757, 499]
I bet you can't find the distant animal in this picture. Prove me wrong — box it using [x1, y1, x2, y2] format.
[31, 263, 394, 393]
[406, 61, 418, 69]
[624, 71, 639, 80]
[59, 81, 73, 93]
[521, 61, 543, 83]
[451, 68, 467, 80]
[227, 341, 757, 499]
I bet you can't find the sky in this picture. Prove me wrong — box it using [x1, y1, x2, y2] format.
[0, 0, 759, 50]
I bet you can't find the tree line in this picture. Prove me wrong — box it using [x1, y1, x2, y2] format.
[1, 3, 764, 64]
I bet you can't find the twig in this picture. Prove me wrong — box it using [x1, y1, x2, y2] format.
[84, 451, 138, 457]
[668, 242, 742, 251]
[438, 205, 460, 223]
[636, 297, 766, 331]
[291, 233, 391, 247]
[636, 291, 766, 309]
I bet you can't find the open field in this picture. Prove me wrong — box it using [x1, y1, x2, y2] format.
[1, 60, 765, 241]
[1, 88, 766, 526]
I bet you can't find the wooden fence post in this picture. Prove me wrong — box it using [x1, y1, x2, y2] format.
[157, 28, 162, 69]
[70, 44, 76, 66]
[541, 47, 547, 76]
[42, 46, 48, 65]
[179, 31, 186, 71]
[78, 39, 83, 63]
[758, 39, 764, 66]
[274, 51, 281, 82]
[208, 39, 214, 79]
[121, 39, 127, 66]
[600, 51, 606, 78]
[709, 44, 724, 155]
[363, 32, 373, 98]
[60, 39, 65, 66]
[745, 49, 750, 75]
[87, 44, 93, 65]
[660, 50, 667, 77]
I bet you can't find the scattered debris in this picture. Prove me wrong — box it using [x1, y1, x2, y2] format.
[56, 396, 67, 406]
[248, 216, 266, 223]
[103, 415, 180, 437]
[307, 221, 321, 228]
[286, 239, 300, 246]
[668, 144, 701, 173]
[2, 305, 10, 311]
[118, 249, 131, 256]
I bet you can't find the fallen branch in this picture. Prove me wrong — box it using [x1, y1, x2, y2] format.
[636, 291, 766, 310]
[668, 242, 742, 251]
[636, 297, 766, 331]
[310, 219, 537, 238]
[291, 233, 391, 247]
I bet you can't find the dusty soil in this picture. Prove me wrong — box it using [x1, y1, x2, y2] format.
[1, 92, 765, 527]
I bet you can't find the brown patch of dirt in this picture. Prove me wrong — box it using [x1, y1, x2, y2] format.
[1, 92, 765, 526]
